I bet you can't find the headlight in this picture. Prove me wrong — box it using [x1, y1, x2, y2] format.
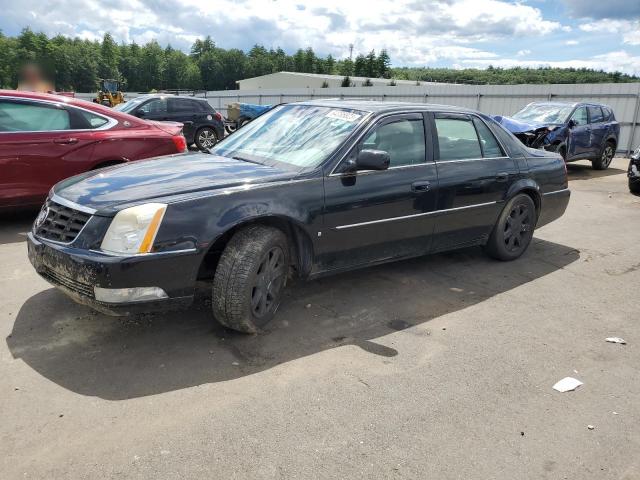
[101, 203, 167, 254]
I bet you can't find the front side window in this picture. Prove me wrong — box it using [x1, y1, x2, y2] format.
[0, 100, 70, 132]
[211, 104, 366, 169]
[588, 106, 604, 124]
[139, 98, 167, 114]
[435, 117, 482, 160]
[570, 106, 588, 126]
[360, 118, 426, 167]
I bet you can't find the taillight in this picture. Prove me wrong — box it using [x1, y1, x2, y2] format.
[214, 112, 222, 121]
[172, 135, 187, 153]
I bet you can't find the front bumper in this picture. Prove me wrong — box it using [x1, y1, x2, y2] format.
[629, 158, 640, 183]
[27, 232, 201, 316]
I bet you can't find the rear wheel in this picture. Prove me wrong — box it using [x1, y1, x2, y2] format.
[195, 127, 218, 150]
[592, 141, 615, 170]
[212, 225, 289, 333]
[630, 179, 640, 194]
[485, 193, 536, 261]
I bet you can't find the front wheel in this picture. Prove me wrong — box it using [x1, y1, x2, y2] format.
[593, 142, 615, 170]
[485, 193, 536, 261]
[195, 127, 218, 150]
[212, 225, 289, 333]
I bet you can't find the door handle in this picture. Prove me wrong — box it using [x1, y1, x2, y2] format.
[411, 181, 431, 192]
[496, 172, 509, 182]
[53, 138, 78, 145]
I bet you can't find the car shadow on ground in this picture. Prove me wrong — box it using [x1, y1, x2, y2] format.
[0, 210, 37, 246]
[566, 161, 626, 181]
[7, 238, 580, 400]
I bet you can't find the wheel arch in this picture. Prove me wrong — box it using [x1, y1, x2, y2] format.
[91, 158, 128, 170]
[197, 214, 315, 281]
[505, 179, 541, 218]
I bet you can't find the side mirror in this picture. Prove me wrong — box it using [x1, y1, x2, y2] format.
[567, 119, 576, 129]
[356, 149, 390, 171]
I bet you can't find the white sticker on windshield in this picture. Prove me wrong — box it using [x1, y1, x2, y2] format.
[325, 110, 361, 122]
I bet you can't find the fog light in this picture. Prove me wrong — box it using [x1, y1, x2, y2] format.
[94, 286, 168, 303]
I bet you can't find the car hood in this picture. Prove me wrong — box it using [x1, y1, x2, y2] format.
[54, 153, 295, 212]
[492, 115, 559, 133]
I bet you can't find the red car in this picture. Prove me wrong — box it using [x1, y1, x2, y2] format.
[0, 90, 187, 210]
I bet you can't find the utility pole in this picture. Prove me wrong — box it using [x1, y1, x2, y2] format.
[349, 44, 354, 61]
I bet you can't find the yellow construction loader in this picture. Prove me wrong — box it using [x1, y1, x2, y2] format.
[94, 79, 125, 107]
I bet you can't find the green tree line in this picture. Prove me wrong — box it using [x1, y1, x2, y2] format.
[0, 28, 636, 92]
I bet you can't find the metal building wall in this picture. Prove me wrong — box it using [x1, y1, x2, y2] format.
[202, 82, 640, 154]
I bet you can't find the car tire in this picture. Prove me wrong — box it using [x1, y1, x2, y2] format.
[195, 127, 218, 150]
[212, 225, 289, 333]
[630, 179, 640, 195]
[485, 193, 536, 261]
[592, 141, 615, 170]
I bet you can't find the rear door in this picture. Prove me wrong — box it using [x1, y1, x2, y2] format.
[0, 98, 103, 208]
[167, 98, 199, 141]
[430, 112, 518, 251]
[587, 105, 607, 156]
[319, 112, 438, 272]
[567, 106, 590, 159]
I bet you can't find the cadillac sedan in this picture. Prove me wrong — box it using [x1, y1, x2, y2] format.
[27, 100, 570, 333]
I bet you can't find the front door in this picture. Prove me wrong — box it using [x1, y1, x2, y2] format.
[0, 99, 96, 208]
[567, 105, 590, 159]
[319, 113, 438, 272]
[430, 112, 518, 251]
[587, 105, 607, 157]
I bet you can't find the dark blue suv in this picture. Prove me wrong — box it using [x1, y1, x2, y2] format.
[494, 101, 619, 170]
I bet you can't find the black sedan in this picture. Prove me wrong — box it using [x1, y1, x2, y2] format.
[27, 101, 570, 333]
[114, 94, 225, 150]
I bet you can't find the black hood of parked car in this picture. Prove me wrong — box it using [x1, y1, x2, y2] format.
[53, 153, 296, 212]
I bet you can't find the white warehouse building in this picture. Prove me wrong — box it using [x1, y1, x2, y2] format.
[236, 71, 434, 90]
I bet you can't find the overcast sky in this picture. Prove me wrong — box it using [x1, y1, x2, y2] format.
[1, 0, 639, 74]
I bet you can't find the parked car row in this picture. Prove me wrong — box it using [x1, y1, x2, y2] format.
[1, 89, 636, 333]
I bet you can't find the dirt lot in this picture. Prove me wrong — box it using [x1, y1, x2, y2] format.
[1, 158, 639, 479]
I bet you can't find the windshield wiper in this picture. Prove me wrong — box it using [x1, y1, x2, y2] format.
[232, 155, 263, 165]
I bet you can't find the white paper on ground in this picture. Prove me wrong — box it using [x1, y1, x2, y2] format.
[605, 337, 626, 344]
[552, 377, 583, 392]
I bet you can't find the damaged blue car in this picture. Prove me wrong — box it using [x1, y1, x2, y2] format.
[494, 101, 619, 170]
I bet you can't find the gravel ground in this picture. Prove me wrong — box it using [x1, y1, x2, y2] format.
[1, 157, 638, 479]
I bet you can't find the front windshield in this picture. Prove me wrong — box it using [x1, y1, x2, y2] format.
[113, 96, 148, 113]
[512, 103, 574, 124]
[211, 104, 367, 169]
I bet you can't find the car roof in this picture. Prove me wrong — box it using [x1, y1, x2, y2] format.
[293, 98, 481, 115]
[528, 100, 609, 108]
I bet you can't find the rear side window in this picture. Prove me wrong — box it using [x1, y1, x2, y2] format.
[588, 106, 604, 123]
[168, 98, 193, 113]
[0, 100, 70, 132]
[602, 107, 614, 121]
[473, 118, 504, 158]
[361, 118, 426, 167]
[435, 117, 482, 160]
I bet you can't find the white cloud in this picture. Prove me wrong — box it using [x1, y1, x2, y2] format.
[579, 19, 640, 46]
[565, 40, 579, 45]
[462, 50, 640, 75]
[517, 49, 531, 56]
[0, 0, 568, 67]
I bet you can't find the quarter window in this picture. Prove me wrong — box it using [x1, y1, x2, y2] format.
[435, 117, 482, 160]
[473, 118, 504, 158]
[0, 100, 71, 132]
[361, 118, 426, 167]
[77, 109, 110, 129]
[570, 106, 588, 126]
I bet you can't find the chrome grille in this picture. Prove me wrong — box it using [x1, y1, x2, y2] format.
[35, 199, 91, 243]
